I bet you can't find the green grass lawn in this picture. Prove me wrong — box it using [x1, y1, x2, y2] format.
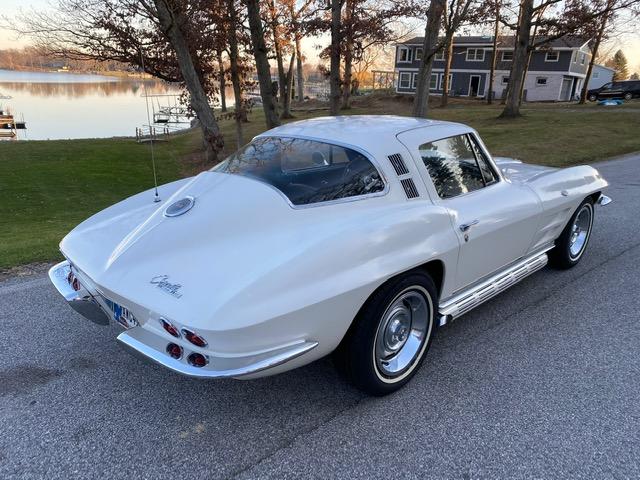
[1, 97, 638, 269]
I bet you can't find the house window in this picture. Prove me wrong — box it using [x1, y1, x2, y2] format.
[536, 76, 548, 86]
[439, 73, 453, 91]
[466, 48, 485, 62]
[412, 73, 418, 89]
[501, 76, 510, 85]
[501, 51, 514, 61]
[415, 48, 423, 61]
[399, 72, 411, 88]
[398, 47, 412, 63]
[429, 73, 438, 90]
[434, 50, 445, 61]
[580, 53, 586, 65]
[572, 51, 578, 63]
[545, 51, 559, 62]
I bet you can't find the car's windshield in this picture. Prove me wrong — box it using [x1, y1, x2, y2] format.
[211, 136, 385, 206]
[601, 83, 612, 90]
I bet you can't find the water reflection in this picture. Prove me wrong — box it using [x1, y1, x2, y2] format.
[0, 79, 174, 98]
[0, 69, 187, 141]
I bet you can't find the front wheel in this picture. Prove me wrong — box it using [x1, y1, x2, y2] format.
[588, 94, 597, 102]
[549, 199, 594, 269]
[334, 272, 437, 396]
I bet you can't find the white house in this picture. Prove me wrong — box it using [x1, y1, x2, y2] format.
[587, 64, 615, 90]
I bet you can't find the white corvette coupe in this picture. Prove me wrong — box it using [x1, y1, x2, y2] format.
[49, 116, 611, 395]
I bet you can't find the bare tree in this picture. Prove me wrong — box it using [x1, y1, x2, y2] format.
[440, 0, 478, 107]
[152, 0, 226, 161]
[412, 0, 446, 118]
[329, 0, 344, 115]
[244, 0, 281, 128]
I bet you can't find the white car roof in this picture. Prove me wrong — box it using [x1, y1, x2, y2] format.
[257, 115, 466, 153]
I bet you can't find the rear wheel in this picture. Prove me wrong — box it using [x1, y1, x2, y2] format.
[334, 272, 437, 396]
[549, 199, 594, 269]
[624, 92, 633, 101]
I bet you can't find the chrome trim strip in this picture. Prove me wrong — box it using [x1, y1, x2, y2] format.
[48, 261, 110, 326]
[116, 333, 319, 379]
[439, 249, 550, 321]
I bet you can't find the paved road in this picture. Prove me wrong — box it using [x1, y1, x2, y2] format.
[1, 154, 639, 479]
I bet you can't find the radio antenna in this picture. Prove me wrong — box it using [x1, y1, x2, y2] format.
[139, 48, 161, 203]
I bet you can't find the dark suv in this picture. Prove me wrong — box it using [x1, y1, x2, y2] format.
[587, 80, 640, 101]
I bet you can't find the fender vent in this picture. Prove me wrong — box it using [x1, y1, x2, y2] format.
[401, 178, 419, 199]
[388, 153, 409, 176]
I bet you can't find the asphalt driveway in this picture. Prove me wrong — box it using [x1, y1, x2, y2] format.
[1, 153, 639, 479]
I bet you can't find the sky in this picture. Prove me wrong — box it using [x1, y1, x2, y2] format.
[1, 0, 639, 74]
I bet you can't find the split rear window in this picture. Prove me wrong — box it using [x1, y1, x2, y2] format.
[212, 137, 385, 206]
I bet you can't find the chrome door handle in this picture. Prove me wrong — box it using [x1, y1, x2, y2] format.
[459, 220, 479, 232]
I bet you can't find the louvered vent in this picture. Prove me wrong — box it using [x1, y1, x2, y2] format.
[401, 178, 419, 199]
[388, 153, 409, 176]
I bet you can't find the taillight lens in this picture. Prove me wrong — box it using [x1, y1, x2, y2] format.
[67, 271, 81, 291]
[166, 343, 183, 359]
[187, 352, 208, 367]
[182, 329, 208, 348]
[160, 318, 180, 338]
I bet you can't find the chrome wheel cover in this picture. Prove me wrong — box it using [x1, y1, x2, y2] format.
[569, 204, 592, 259]
[374, 287, 433, 381]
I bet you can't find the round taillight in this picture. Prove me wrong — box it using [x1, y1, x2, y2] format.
[160, 318, 180, 338]
[182, 329, 208, 348]
[187, 352, 208, 368]
[166, 343, 183, 360]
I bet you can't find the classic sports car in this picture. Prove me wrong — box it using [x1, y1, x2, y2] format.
[49, 116, 611, 395]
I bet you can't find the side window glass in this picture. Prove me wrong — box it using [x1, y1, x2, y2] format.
[418, 135, 485, 198]
[468, 135, 498, 185]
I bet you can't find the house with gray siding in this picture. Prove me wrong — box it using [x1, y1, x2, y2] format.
[395, 36, 591, 101]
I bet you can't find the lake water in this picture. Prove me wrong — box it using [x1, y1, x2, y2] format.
[0, 69, 189, 141]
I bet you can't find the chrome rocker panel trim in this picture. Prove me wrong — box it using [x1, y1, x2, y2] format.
[117, 332, 319, 379]
[48, 261, 110, 325]
[438, 248, 551, 325]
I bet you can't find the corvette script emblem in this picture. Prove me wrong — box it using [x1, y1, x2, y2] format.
[150, 275, 183, 298]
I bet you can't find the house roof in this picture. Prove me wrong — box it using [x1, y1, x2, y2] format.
[593, 64, 616, 72]
[401, 35, 590, 49]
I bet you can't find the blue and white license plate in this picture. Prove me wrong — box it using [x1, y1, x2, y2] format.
[103, 298, 138, 329]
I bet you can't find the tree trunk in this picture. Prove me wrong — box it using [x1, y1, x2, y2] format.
[282, 52, 296, 118]
[412, 0, 445, 118]
[153, 0, 223, 162]
[245, 0, 280, 129]
[329, 0, 343, 115]
[266, 0, 286, 110]
[579, 7, 609, 104]
[226, 0, 244, 147]
[216, 47, 227, 112]
[440, 32, 454, 107]
[295, 34, 304, 100]
[341, 0, 354, 109]
[499, 0, 533, 118]
[487, 3, 500, 105]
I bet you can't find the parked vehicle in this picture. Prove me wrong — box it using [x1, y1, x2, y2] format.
[49, 116, 611, 395]
[587, 80, 640, 101]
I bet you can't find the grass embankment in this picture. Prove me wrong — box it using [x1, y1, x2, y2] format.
[1, 96, 638, 269]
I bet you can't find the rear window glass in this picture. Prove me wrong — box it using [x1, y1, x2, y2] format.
[211, 137, 385, 206]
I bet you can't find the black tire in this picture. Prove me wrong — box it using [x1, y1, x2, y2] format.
[549, 198, 594, 269]
[624, 92, 633, 101]
[334, 272, 437, 396]
[588, 94, 597, 102]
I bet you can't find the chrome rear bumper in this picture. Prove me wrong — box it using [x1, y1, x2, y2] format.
[48, 261, 109, 325]
[49, 260, 319, 379]
[597, 194, 612, 206]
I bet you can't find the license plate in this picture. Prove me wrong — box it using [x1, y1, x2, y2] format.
[104, 298, 138, 329]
